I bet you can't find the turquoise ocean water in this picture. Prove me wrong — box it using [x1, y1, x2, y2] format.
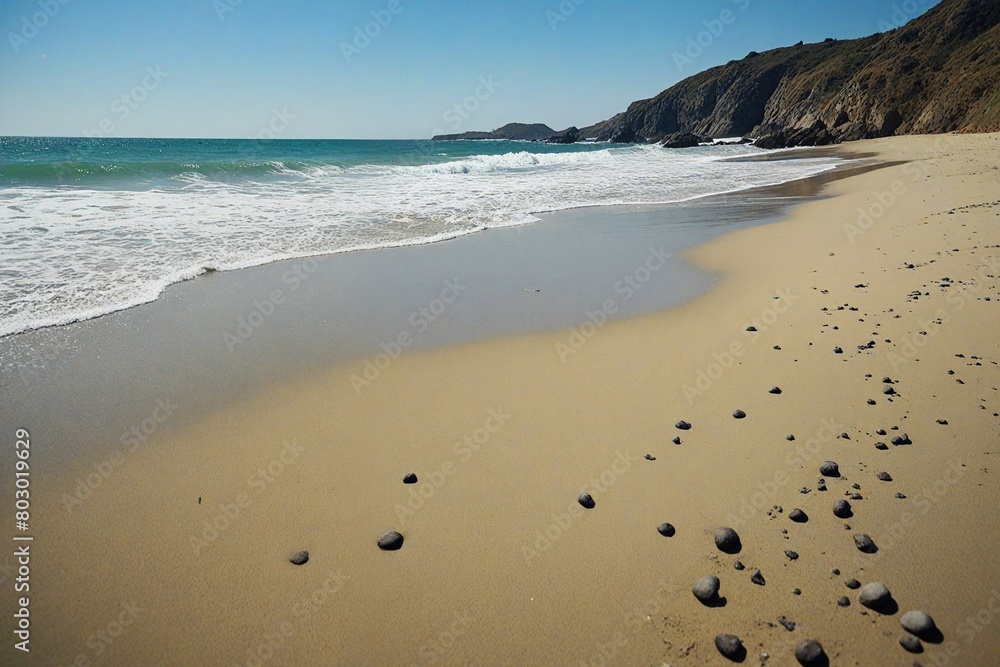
[0, 136, 843, 337]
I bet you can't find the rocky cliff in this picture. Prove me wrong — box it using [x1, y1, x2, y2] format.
[431, 123, 556, 141]
[593, 0, 1000, 147]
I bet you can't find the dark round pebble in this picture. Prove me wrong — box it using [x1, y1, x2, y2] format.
[867, 398, 877, 405]
[289, 550, 309, 565]
[645, 454, 655, 461]
[769, 386, 782, 394]
[787, 434, 796, 441]
[819, 461, 840, 477]
[859, 582, 892, 609]
[403, 473, 418, 484]
[377, 531, 404, 551]
[901, 611, 937, 638]
[675, 420, 691, 430]
[789, 508, 808, 523]
[714, 634, 744, 661]
[785, 550, 799, 561]
[846, 578, 861, 589]
[834, 347, 843, 354]
[692, 575, 720, 603]
[837, 596, 850, 607]
[734, 560, 745, 571]
[578, 492, 595, 509]
[833, 499, 852, 518]
[794, 639, 826, 666]
[854, 533, 877, 553]
[715, 526, 742, 553]
[657, 522, 675, 537]
[883, 385, 896, 395]
[733, 409, 746, 419]
[878, 471, 893, 481]
[672, 436, 681, 445]
[750, 568, 765, 585]
[900, 635, 923, 653]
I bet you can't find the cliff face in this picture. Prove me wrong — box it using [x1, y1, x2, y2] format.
[595, 0, 1000, 147]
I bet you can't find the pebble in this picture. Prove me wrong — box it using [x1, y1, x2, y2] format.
[746, 326, 757, 332]
[875, 442, 889, 450]
[901, 610, 938, 638]
[850, 492, 863, 500]
[867, 398, 877, 405]
[675, 420, 692, 430]
[769, 386, 782, 394]
[883, 385, 896, 395]
[876, 428, 887, 435]
[878, 471, 893, 481]
[891, 434, 912, 445]
[820, 461, 840, 477]
[831, 568, 840, 575]
[774, 345, 782, 350]
[859, 582, 892, 609]
[403, 473, 418, 484]
[578, 492, 595, 509]
[289, 550, 309, 565]
[895, 492, 907, 499]
[733, 409, 747, 419]
[833, 499, 852, 518]
[937, 419, 949, 425]
[794, 639, 826, 666]
[792, 588, 801, 595]
[778, 616, 796, 631]
[834, 347, 843, 354]
[734, 560, 745, 571]
[377, 531, 404, 551]
[645, 454, 656, 461]
[785, 550, 799, 561]
[787, 434, 796, 441]
[854, 533, 878, 553]
[692, 575, 720, 604]
[846, 579, 861, 589]
[715, 526, 742, 553]
[837, 596, 850, 607]
[672, 436, 681, 445]
[900, 635, 923, 653]
[714, 634, 744, 661]
[657, 522, 675, 537]
[789, 508, 808, 523]
[751, 568, 766, 585]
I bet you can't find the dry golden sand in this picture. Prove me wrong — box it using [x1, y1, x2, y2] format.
[18, 133, 1000, 666]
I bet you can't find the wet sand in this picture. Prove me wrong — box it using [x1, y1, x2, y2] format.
[2, 134, 999, 666]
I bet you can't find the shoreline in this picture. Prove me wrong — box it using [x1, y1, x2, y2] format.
[0, 144, 850, 340]
[2, 133, 999, 666]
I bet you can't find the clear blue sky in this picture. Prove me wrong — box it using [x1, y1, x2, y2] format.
[0, 0, 940, 139]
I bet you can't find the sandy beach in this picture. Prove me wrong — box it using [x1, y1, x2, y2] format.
[3, 133, 1000, 666]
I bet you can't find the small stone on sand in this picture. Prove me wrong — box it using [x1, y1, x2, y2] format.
[377, 531, 404, 551]
[846, 579, 861, 589]
[891, 433, 912, 445]
[833, 499, 852, 518]
[657, 522, 675, 537]
[692, 575, 720, 604]
[672, 436, 681, 444]
[789, 508, 808, 523]
[819, 461, 840, 477]
[403, 473, 418, 484]
[834, 347, 843, 354]
[715, 526, 742, 553]
[901, 611, 937, 638]
[794, 639, 825, 666]
[714, 634, 743, 661]
[675, 420, 691, 430]
[837, 596, 850, 607]
[289, 550, 309, 565]
[900, 635, 923, 653]
[859, 582, 892, 609]
[854, 533, 878, 553]
[645, 454, 655, 461]
[578, 493, 595, 509]
[733, 409, 746, 419]
[734, 560, 745, 571]
[878, 471, 893, 481]
[769, 386, 782, 394]
[751, 568, 766, 585]
[785, 550, 799, 561]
